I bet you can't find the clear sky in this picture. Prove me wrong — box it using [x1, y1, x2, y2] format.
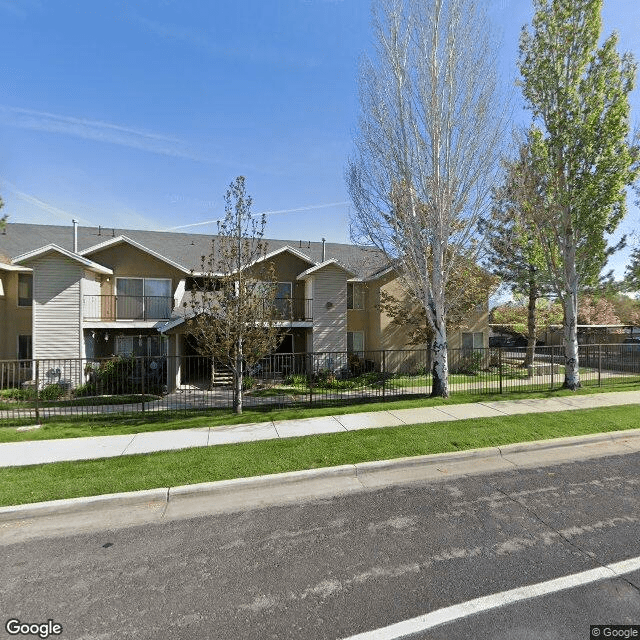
[0, 0, 638, 277]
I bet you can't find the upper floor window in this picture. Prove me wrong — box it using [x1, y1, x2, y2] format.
[18, 273, 33, 307]
[347, 282, 365, 310]
[116, 277, 172, 319]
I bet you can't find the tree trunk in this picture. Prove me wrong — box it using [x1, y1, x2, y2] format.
[562, 294, 580, 390]
[430, 325, 449, 398]
[523, 271, 537, 368]
[234, 339, 243, 414]
[562, 216, 581, 390]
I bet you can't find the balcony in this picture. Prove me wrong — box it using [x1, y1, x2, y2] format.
[83, 295, 174, 321]
[269, 298, 313, 322]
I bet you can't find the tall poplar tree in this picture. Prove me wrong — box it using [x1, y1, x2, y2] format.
[519, 0, 639, 389]
[347, 0, 506, 397]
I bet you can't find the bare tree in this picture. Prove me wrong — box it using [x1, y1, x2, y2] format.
[347, 0, 507, 396]
[186, 177, 283, 414]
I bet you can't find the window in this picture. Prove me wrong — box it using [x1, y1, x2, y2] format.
[115, 278, 172, 319]
[116, 335, 167, 357]
[18, 273, 33, 307]
[18, 335, 32, 360]
[347, 331, 365, 354]
[274, 282, 293, 318]
[347, 283, 365, 310]
[462, 332, 484, 351]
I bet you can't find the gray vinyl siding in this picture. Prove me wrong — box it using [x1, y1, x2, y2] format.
[32, 255, 82, 360]
[311, 265, 347, 353]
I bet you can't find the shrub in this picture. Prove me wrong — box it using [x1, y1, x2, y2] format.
[0, 387, 36, 401]
[242, 376, 256, 391]
[284, 373, 307, 387]
[39, 383, 66, 401]
[73, 382, 97, 398]
[451, 351, 484, 375]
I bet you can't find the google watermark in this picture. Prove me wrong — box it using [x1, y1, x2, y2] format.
[5, 619, 63, 638]
[591, 626, 640, 639]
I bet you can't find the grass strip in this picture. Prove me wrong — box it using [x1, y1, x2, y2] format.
[1, 382, 639, 443]
[0, 405, 638, 507]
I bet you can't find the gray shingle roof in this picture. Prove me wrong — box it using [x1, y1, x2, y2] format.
[0, 223, 389, 279]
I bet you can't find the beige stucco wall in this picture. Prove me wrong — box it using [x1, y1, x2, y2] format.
[346, 271, 490, 353]
[0, 270, 33, 360]
[85, 243, 185, 297]
[246, 251, 311, 301]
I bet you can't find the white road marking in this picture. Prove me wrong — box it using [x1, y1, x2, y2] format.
[341, 555, 640, 640]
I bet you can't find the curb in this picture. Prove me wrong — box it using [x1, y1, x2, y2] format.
[1, 429, 639, 542]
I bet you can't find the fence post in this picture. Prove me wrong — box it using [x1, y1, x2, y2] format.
[498, 347, 503, 394]
[598, 344, 602, 387]
[550, 348, 555, 389]
[382, 350, 386, 401]
[34, 360, 40, 423]
[308, 353, 313, 406]
[141, 357, 146, 413]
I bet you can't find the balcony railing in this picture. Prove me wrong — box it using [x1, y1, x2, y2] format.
[269, 298, 313, 322]
[83, 295, 174, 321]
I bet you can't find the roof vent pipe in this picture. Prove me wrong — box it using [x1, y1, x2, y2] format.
[72, 219, 78, 253]
[322, 238, 326, 262]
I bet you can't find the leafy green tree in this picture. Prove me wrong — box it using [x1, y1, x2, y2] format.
[185, 177, 282, 414]
[519, 0, 639, 389]
[625, 247, 640, 293]
[0, 196, 6, 232]
[484, 136, 553, 366]
[491, 298, 563, 340]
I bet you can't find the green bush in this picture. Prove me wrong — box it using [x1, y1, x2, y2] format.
[284, 373, 307, 387]
[242, 376, 256, 391]
[39, 383, 66, 401]
[0, 387, 36, 401]
[451, 351, 484, 375]
[73, 383, 97, 398]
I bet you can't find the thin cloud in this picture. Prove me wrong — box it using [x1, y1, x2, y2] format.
[130, 13, 320, 69]
[165, 201, 350, 231]
[1, 181, 91, 224]
[0, 105, 211, 163]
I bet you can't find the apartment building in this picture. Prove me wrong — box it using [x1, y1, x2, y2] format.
[0, 223, 488, 387]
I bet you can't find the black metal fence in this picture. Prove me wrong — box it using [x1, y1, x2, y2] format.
[1, 344, 639, 426]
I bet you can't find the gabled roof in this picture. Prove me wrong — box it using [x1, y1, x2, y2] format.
[297, 259, 356, 280]
[0, 262, 31, 272]
[80, 236, 191, 274]
[12, 244, 113, 275]
[0, 223, 390, 279]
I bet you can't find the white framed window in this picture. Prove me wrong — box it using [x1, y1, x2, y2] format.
[347, 331, 365, 354]
[18, 273, 33, 307]
[347, 283, 365, 310]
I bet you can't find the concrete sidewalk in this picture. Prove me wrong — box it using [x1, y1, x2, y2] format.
[1, 390, 639, 468]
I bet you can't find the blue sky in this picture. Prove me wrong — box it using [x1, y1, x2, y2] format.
[0, 0, 638, 278]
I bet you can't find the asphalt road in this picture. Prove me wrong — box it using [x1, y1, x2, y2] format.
[2, 453, 639, 640]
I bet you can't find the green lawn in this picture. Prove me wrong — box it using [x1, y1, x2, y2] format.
[1, 382, 639, 443]
[1, 404, 638, 507]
